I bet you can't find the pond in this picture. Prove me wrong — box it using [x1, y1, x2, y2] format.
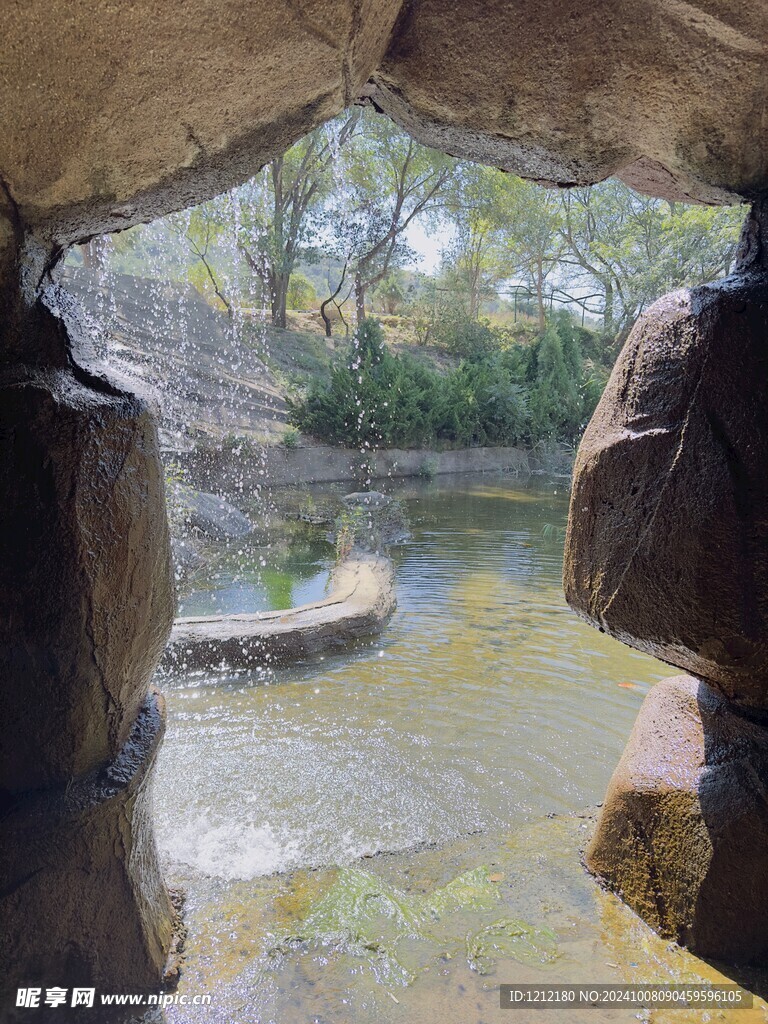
[176, 526, 334, 618]
[153, 475, 768, 1023]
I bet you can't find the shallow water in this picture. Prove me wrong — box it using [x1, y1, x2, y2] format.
[177, 528, 333, 617]
[162, 817, 768, 1024]
[155, 476, 663, 879]
[153, 475, 768, 1022]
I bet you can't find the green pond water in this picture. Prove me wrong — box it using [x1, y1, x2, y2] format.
[152, 475, 768, 1023]
[176, 527, 333, 617]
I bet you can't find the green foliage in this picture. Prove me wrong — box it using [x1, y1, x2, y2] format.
[289, 312, 600, 449]
[431, 303, 495, 359]
[286, 272, 317, 310]
[440, 164, 510, 316]
[81, 110, 746, 459]
[560, 183, 744, 337]
[325, 110, 455, 320]
[335, 507, 367, 561]
[92, 109, 744, 366]
[282, 427, 300, 449]
[290, 318, 528, 448]
[528, 323, 583, 440]
[373, 271, 407, 314]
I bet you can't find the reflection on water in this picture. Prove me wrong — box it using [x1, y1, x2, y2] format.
[154, 476, 664, 878]
[176, 527, 333, 617]
[154, 475, 768, 1023]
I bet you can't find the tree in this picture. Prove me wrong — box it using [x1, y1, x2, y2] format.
[529, 322, 583, 440]
[372, 271, 407, 314]
[440, 163, 508, 318]
[233, 112, 361, 328]
[289, 318, 534, 449]
[319, 259, 353, 337]
[167, 201, 232, 314]
[328, 110, 455, 324]
[559, 182, 743, 339]
[286, 272, 317, 310]
[496, 178, 565, 332]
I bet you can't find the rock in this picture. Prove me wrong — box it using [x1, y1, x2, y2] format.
[61, 268, 291, 446]
[0, 691, 180, 1005]
[0, 359, 174, 792]
[4, 0, 768, 270]
[0, 297, 177, 1002]
[0, 0, 405, 249]
[564, 219, 768, 709]
[342, 490, 392, 509]
[367, 0, 768, 205]
[586, 674, 768, 965]
[162, 553, 396, 672]
[180, 487, 253, 541]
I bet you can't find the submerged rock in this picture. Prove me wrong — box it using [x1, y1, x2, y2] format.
[342, 490, 391, 509]
[178, 486, 253, 541]
[586, 674, 768, 965]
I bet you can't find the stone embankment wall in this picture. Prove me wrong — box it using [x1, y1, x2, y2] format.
[183, 444, 532, 491]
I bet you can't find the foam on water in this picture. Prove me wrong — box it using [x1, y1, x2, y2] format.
[160, 812, 302, 880]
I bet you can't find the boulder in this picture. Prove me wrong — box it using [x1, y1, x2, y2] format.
[0, 691, 180, 1007]
[342, 490, 392, 509]
[0, 360, 174, 792]
[564, 218, 768, 709]
[5, 0, 768, 267]
[0, 0, 405, 248]
[586, 674, 768, 965]
[0, 295, 178, 1001]
[180, 487, 253, 541]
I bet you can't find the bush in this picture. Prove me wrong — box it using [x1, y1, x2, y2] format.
[289, 319, 533, 449]
[431, 304, 495, 359]
[287, 272, 317, 310]
[289, 314, 604, 451]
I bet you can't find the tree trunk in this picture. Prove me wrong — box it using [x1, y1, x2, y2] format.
[536, 258, 546, 332]
[320, 298, 333, 337]
[470, 275, 480, 320]
[603, 280, 614, 336]
[355, 273, 366, 324]
[271, 271, 289, 329]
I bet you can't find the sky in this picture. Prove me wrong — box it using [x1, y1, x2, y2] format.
[406, 220, 451, 274]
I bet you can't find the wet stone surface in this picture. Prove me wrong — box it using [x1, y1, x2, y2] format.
[161, 816, 768, 1024]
